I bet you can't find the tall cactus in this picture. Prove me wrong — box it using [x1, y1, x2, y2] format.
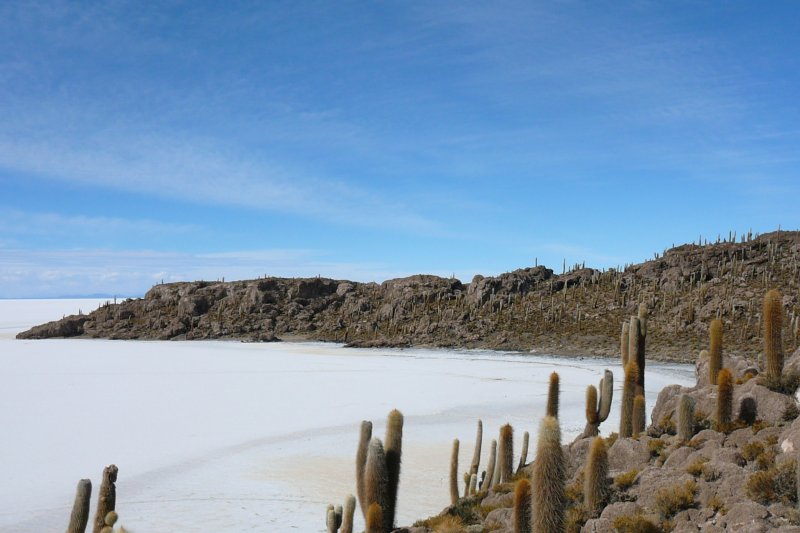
[632, 305, 647, 397]
[546, 372, 560, 418]
[619, 361, 638, 438]
[531, 416, 565, 533]
[709, 318, 723, 386]
[582, 369, 613, 437]
[764, 289, 784, 383]
[449, 439, 460, 504]
[356, 420, 373, 517]
[470, 420, 483, 483]
[384, 410, 403, 530]
[677, 394, 696, 441]
[499, 424, 514, 483]
[583, 437, 608, 513]
[483, 439, 497, 491]
[516, 431, 529, 474]
[67, 479, 92, 533]
[716, 368, 733, 431]
[340, 494, 356, 533]
[632, 395, 646, 437]
[620, 322, 630, 366]
[738, 396, 757, 425]
[513, 478, 532, 533]
[364, 439, 388, 523]
[365, 503, 383, 533]
[93, 465, 118, 533]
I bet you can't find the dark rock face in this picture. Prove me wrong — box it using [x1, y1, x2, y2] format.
[16, 231, 800, 362]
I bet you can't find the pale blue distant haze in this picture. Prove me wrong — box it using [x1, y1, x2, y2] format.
[1, 2, 799, 297]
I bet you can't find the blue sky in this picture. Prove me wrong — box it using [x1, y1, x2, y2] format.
[1, 1, 799, 297]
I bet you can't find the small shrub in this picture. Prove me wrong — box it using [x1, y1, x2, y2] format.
[685, 458, 707, 477]
[755, 447, 777, 471]
[614, 469, 639, 491]
[741, 441, 765, 462]
[613, 514, 661, 533]
[654, 480, 697, 518]
[774, 459, 798, 504]
[702, 465, 721, 482]
[564, 503, 590, 533]
[707, 495, 726, 514]
[604, 432, 619, 448]
[747, 471, 775, 504]
[647, 439, 666, 458]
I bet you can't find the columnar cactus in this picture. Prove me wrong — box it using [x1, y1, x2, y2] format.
[620, 361, 638, 438]
[764, 289, 784, 383]
[356, 421, 373, 516]
[632, 395, 646, 437]
[516, 431, 529, 474]
[341, 495, 356, 533]
[513, 478, 532, 533]
[583, 437, 608, 513]
[709, 318, 723, 386]
[532, 416, 565, 533]
[738, 396, 757, 425]
[716, 368, 733, 431]
[365, 502, 383, 533]
[364, 439, 388, 523]
[631, 305, 647, 397]
[546, 372, 560, 418]
[470, 420, 483, 483]
[449, 439, 460, 504]
[67, 479, 92, 533]
[483, 439, 497, 491]
[98, 510, 118, 533]
[384, 410, 403, 530]
[677, 394, 696, 441]
[620, 322, 630, 367]
[583, 369, 613, 437]
[93, 465, 118, 533]
[499, 423, 514, 483]
[468, 473, 477, 496]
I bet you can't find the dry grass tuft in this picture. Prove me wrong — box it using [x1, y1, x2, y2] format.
[654, 479, 697, 518]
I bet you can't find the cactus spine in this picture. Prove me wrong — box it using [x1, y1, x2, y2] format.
[384, 410, 403, 530]
[340, 494, 356, 533]
[499, 423, 514, 483]
[619, 361, 638, 438]
[67, 479, 92, 533]
[620, 321, 630, 366]
[716, 368, 733, 431]
[677, 394, 696, 441]
[764, 289, 784, 383]
[532, 416, 565, 533]
[709, 318, 723, 386]
[483, 439, 497, 491]
[632, 395, 646, 436]
[365, 502, 383, 533]
[546, 372, 560, 418]
[516, 431, 529, 474]
[93, 465, 118, 533]
[583, 437, 608, 513]
[356, 420, 373, 517]
[513, 478, 532, 533]
[364, 439, 388, 523]
[449, 439, 460, 504]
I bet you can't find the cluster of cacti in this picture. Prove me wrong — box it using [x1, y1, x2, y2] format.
[618, 305, 648, 437]
[350, 410, 404, 533]
[67, 466, 124, 533]
[326, 504, 343, 533]
[582, 369, 613, 437]
[325, 497, 356, 533]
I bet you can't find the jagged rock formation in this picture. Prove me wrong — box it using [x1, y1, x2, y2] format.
[18, 231, 800, 362]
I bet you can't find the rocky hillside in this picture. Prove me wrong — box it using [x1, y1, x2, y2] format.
[18, 231, 800, 362]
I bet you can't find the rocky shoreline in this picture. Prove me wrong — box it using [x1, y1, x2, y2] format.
[17, 231, 800, 365]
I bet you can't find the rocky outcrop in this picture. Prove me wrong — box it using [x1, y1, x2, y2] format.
[17, 231, 800, 362]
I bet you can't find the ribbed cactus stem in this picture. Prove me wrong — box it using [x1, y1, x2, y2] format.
[546, 372, 560, 418]
[67, 479, 92, 533]
[716, 368, 733, 431]
[365, 502, 383, 533]
[586, 385, 599, 425]
[326, 506, 337, 533]
[583, 437, 608, 513]
[483, 439, 497, 491]
[449, 439, 460, 504]
[499, 424, 514, 483]
[468, 473, 477, 496]
[598, 369, 613, 423]
[364, 438, 388, 522]
[532, 416, 565, 533]
[632, 395, 646, 436]
[516, 431, 529, 474]
[764, 289, 784, 382]
[384, 409, 403, 530]
[739, 396, 757, 425]
[620, 322, 630, 367]
[709, 318, 723, 386]
[340, 494, 356, 533]
[470, 420, 483, 479]
[677, 394, 696, 441]
[619, 361, 638, 438]
[93, 464, 118, 533]
[356, 420, 373, 517]
[513, 478, 532, 533]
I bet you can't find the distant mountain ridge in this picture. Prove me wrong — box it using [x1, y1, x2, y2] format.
[17, 231, 800, 362]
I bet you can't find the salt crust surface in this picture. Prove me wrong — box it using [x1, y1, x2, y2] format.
[0, 299, 694, 532]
